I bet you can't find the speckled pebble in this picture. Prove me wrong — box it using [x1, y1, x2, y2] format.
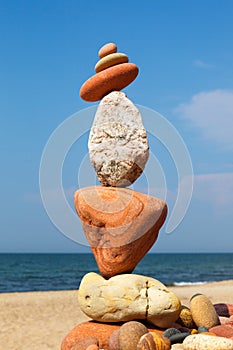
[183, 334, 233, 349]
[177, 306, 196, 329]
[119, 321, 148, 350]
[190, 294, 220, 329]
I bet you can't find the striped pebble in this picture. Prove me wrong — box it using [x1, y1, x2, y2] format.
[137, 332, 171, 350]
[183, 334, 233, 349]
[95, 53, 129, 73]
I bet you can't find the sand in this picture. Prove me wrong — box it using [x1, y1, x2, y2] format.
[1, 280, 233, 350]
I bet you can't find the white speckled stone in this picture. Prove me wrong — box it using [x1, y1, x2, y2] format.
[78, 272, 181, 328]
[183, 334, 233, 350]
[88, 91, 149, 187]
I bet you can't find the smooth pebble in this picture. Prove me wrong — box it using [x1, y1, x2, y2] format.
[190, 294, 220, 329]
[80, 63, 138, 102]
[183, 334, 233, 349]
[95, 53, 128, 73]
[98, 43, 117, 58]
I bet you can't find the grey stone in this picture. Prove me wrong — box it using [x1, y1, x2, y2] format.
[88, 91, 149, 187]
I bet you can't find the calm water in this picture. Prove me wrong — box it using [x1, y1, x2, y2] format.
[0, 253, 233, 293]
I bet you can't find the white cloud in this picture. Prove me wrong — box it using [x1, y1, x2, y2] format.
[193, 59, 214, 69]
[176, 89, 233, 150]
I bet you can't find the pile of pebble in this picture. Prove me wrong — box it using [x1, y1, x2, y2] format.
[61, 43, 233, 350]
[62, 296, 233, 350]
[80, 42, 138, 102]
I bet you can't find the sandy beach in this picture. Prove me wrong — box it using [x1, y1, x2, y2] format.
[1, 280, 233, 350]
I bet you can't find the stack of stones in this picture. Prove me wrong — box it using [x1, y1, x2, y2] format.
[77, 42, 168, 279]
[61, 43, 233, 350]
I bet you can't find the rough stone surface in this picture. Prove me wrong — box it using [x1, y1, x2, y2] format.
[177, 306, 196, 329]
[95, 53, 129, 73]
[98, 43, 117, 58]
[80, 63, 138, 102]
[74, 186, 167, 278]
[190, 294, 220, 329]
[88, 91, 149, 187]
[78, 272, 181, 328]
[61, 321, 164, 350]
[183, 334, 233, 349]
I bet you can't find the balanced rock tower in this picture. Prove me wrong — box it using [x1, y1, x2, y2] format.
[76, 42, 167, 278]
[61, 43, 181, 350]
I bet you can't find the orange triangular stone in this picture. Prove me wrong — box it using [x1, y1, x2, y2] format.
[74, 186, 167, 279]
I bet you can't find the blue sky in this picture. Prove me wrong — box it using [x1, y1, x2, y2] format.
[1, 0, 233, 253]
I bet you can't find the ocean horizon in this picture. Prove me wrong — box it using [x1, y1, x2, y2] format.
[0, 252, 233, 293]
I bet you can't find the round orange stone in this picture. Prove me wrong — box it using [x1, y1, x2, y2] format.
[79, 63, 139, 102]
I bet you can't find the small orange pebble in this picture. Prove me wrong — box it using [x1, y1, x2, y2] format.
[98, 42, 117, 58]
[191, 329, 198, 334]
[80, 63, 139, 102]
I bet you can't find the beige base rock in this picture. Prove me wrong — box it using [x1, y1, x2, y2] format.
[78, 272, 181, 329]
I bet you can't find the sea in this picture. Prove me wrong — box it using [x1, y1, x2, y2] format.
[0, 253, 233, 293]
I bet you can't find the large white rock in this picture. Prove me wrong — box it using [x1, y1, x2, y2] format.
[78, 272, 181, 328]
[88, 91, 149, 187]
